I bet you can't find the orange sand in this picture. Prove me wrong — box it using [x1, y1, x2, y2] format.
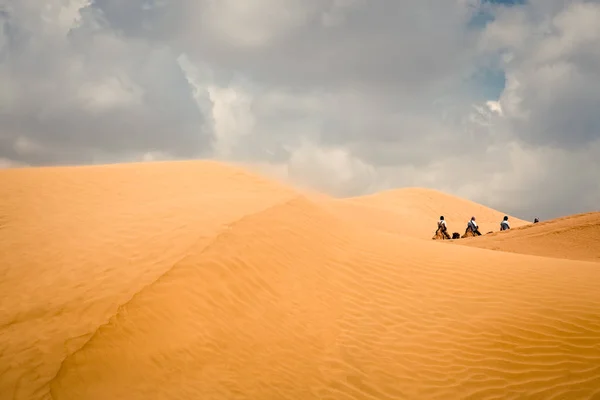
[1, 160, 600, 400]
[458, 212, 600, 262]
[323, 187, 530, 238]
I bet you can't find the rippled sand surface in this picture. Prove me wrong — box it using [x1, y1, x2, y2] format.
[458, 212, 600, 262]
[1, 160, 599, 400]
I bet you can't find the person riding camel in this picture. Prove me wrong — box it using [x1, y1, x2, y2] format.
[466, 216, 482, 236]
[500, 215, 510, 231]
[436, 216, 450, 239]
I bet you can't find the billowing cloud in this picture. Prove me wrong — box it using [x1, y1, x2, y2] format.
[474, 0, 600, 217]
[0, 0, 211, 165]
[482, 1, 600, 149]
[0, 0, 598, 220]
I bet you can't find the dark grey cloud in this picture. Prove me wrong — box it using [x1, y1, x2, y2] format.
[190, 1, 480, 93]
[0, 0, 598, 220]
[89, 0, 186, 41]
[0, 0, 212, 165]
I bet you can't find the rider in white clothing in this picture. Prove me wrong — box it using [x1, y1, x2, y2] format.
[437, 215, 450, 239]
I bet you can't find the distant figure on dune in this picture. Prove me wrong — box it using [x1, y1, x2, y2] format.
[435, 216, 451, 239]
[462, 216, 482, 237]
[534, 217, 539, 223]
[500, 215, 510, 231]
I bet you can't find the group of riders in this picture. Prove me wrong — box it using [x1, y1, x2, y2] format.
[435, 214, 539, 240]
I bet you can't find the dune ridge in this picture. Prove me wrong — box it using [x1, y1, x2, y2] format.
[1, 160, 600, 400]
[327, 187, 530, 239]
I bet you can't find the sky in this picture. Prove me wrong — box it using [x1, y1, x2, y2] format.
[0, 0, 599, 220]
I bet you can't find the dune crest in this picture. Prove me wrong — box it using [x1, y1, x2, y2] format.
[324, 187, 527, 239]
[2, 160, 600, 400]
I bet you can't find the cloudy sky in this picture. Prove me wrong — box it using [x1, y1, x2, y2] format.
[1, 0, 599, 220]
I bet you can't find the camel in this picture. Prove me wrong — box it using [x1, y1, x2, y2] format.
[461, 225, 483, 238]
[432, 223, 451, 240]
[461, 229, 477, 238]
[432, 230, 450, 240]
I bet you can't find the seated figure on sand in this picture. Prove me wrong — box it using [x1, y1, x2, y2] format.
[433, 216, 451, 240]
[462, 216, 482, 238]
[534, 217, 539, 223]
[500, 215, 510, 231]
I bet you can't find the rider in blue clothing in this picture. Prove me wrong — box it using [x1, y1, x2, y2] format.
[500, 215, 510, 231]
[467, 216, 482, 236]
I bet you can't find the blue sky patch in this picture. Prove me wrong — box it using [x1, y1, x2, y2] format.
[468, 0, 526, 28]
[467, 67, 507, 101]
[464, 0, 523, 98]
[483, 0, 525, 4]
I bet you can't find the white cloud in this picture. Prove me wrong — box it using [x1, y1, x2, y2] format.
[488, 1, 600, 151]
[486, 101, 503, 116]
[77, 75, 144, 112]
[13, 136, 43, 155]
[196, 0, 312, 48]
[0, 0, 598, 220]
[286, 140, 377, 196]
[0, 157, 27, 168]
[208, 84, 256, 158]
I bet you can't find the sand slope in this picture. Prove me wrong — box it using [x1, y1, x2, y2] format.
[1, 160, 600, 400]
[0, 161, 298, 400]
[458, 212, 600, 262]
[325, 187, 529, 239]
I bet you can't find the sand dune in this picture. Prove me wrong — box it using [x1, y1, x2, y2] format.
[324, 187, 529, 239]
[457, 212, 600, 262]
[1, 160, 600, 400]
[0, 161, 298, 399]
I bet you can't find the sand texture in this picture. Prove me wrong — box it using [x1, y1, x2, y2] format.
[458, 212, 600, 262]
[1, 160, 600, 400]
[323, 188, 530, 239]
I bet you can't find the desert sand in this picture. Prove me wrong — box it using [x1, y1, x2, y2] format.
[1, 160, 599, 400]
[458, 212, 600, 263]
